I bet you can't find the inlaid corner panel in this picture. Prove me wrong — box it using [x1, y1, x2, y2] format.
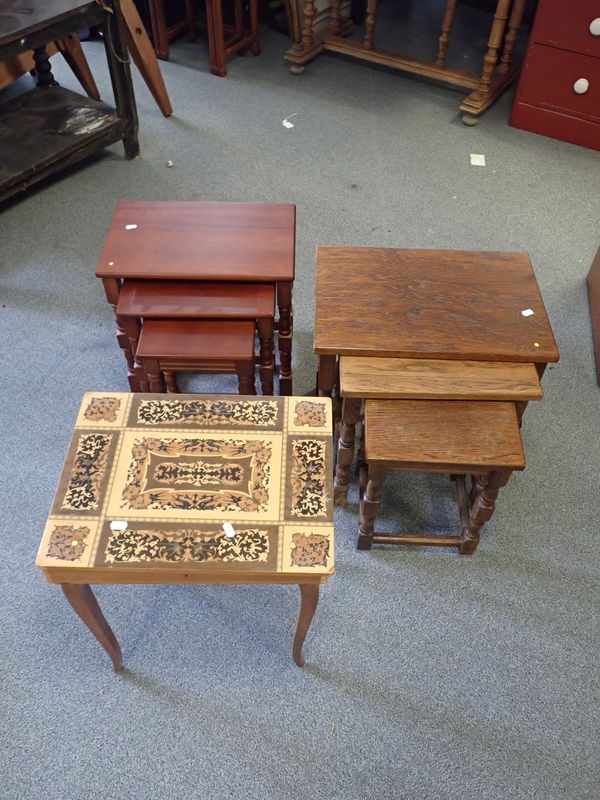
[38, 393, 334, 578]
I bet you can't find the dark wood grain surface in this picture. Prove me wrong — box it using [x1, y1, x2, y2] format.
[315, 247, 559, 364]
[0, 1, 101, 59]
[117, 280, 275, 318]
[365, 399, 526, 471]
[96, 201, 296, 281]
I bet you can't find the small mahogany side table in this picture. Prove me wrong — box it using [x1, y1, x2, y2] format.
[96, 201, 296, 395]
[36, 392, 334, 669]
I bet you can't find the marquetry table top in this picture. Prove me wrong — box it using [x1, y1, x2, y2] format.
[36, 393, 334, 585]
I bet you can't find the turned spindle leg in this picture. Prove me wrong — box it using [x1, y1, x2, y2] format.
[436, 0, 458, 66]
[236, 361, 256, 395]
[33, 46, 58, 87]
[472, 0, 512, 101]
[334, 398, 362, 506]
[119, 316, 148, 392]
[61, 584, 122, 671]
[257, 318, 274, 396]
[102, 278, 140, 392]
[328, 0, 344, 35]
[293, 583, 320, 667]
[461, 468, 512, 555]
[142, 357, 165, 392]
[498, 0, 526, 74]
[357, 463, 387, 550]
[363, 0, 378, 50]
[470, 473, 488, 505]
[290, 0, 315, 71]
[277, 282, 293, 396]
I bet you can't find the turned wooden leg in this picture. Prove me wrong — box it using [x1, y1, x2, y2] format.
[470, 473, 488, 505]
[461, 468, 512, 555]
[473, 0, 512, 100]
[119, 316, 148, 392]
[142, 357, 165, 392]
[363, 0, 378, 50]
[334, 397, 362, 506]
[163, 370, 178, 393]
[236, 360, 256, 394]
[257, 318, 274, 396]
[327, 0, 343, 35]
[293, 583, 320, 667]
[357, 463, 387, 550]
[498, 0, 526, 74]
[276, 281, 293, 396]
[317, 354, 336, 398]
[61, 584, 122, 671]
[436, 0, 458, 66]
[33, 46, 57, 87]
[300, 0, 316, 53]
[101, 279, 140, 392]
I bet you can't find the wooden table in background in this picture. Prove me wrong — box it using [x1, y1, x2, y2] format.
[285, 0, 529, 123]
[0, 0, 138, 203]
[36, 392, 334, 669]
[315, 247, 559, 398]
[96, 201, 297, 395]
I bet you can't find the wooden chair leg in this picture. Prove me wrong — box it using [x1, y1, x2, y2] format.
[121, 0, 173, 117]
[250, 0, 261, 55]
[236, 360, 256, 394]
[461, 468, 512, 555]
[57, 34, 100, 99]
[257, 317, 274, 396]
[206, 0, 228, 76]
[357, 463, 387, 550]
[334, 397, 362, 506]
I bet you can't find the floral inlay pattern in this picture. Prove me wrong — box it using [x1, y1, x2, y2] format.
[62, 434, 112, 511]
[84, 396, 121, 423]
[290, 532, 330, 567]
[293, 401, 327, 428]
[46, 525, 90, 561]
[290, 440, 327, 517]
[137, 399, 279, 427]
[122, 437, 272, 513]
[105, 528, 269, 564]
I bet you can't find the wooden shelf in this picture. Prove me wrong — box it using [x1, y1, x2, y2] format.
[0, 85, 124, 201]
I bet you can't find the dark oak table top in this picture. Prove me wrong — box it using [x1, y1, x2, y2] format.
[96, 201, 296, 282]
[315, 247, 559, 364]
[0, 1, 99, 55]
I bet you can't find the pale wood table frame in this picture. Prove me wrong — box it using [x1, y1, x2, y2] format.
[285, 0, 527, 123]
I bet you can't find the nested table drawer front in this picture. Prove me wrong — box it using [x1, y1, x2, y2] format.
[519, 44, 600, 122]
[533, 1, 600, 57]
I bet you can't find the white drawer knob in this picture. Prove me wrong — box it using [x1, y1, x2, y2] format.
[590, 18, 600, 36]
[573, 78, 589, 94]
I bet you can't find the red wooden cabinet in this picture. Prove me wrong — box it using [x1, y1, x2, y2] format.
[510, 0, 600, 151]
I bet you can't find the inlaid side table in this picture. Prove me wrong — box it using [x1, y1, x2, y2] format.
[36, 392, 334, 669]
[96, 201, 296, 395]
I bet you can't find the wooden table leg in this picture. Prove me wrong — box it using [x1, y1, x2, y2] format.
[460, 468, 512, 555]
[334, 397, 362, 506]
[103, 0, 140, 159]
[357, 463, 387, 550]
[61, 584, 123, 671]
[363, 0, 378, 50]
[498, 0, 526, 74]
[436, 0, 458, 66]
[257, 317, 275, 395]
[327, 0, 343, 36]
[276, 281, 293, 396]
[293, 583, 320, 667]
[317, 354, 336, 397]
[101, 278, 141, 391]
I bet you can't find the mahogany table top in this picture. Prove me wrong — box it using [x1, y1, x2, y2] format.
[96, 201, 296, 282]
[37, 393, 334, 586]
[315, 247, 559, 364]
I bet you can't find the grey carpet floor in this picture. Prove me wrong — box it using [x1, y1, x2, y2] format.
[1, 11, 599, 800]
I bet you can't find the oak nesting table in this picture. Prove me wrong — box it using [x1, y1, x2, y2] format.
[96, 201, 296, 395]
[315, 247, 560, 398]
[36, 392, 334, 669]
